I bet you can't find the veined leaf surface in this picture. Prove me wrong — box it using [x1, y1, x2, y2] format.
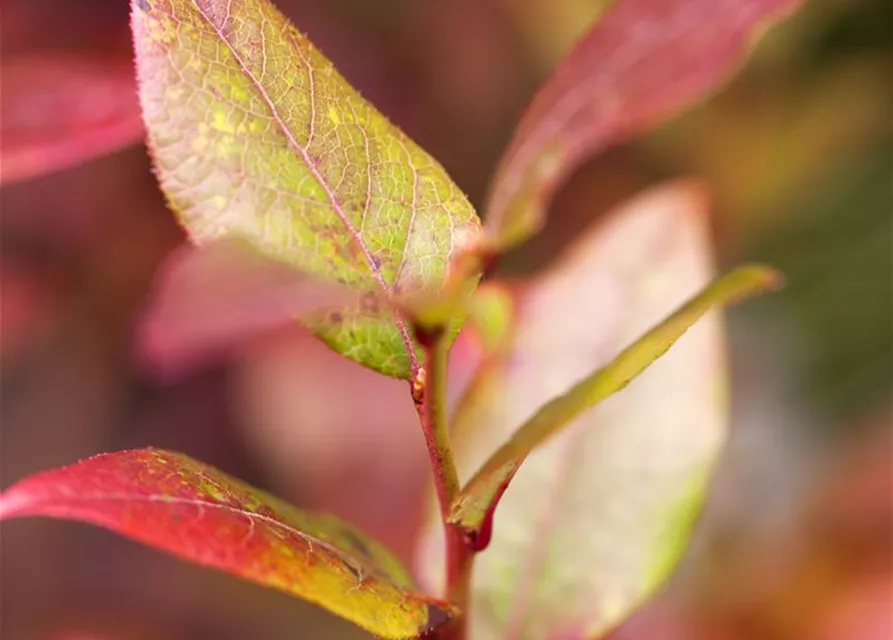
[0, 449, 454, 638]
[131, 0, 480, 379]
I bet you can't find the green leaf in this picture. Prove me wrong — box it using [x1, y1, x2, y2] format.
[415, 182, 780, 639]
[450, 264, 782, 533]
[130, 0, 480, 379]
[0, 449, 454, 638]
[463, 282, 517, 355]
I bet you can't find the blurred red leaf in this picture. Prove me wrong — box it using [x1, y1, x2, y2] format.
[0, 259, 64, 362]
[0, 449, 454, 638]
[137, 239, 360, 378]
[813, 574, 893, 640]
[483, 0, 805, 250]
[138, 236, 492, 386]
[0, 54, 144, 185]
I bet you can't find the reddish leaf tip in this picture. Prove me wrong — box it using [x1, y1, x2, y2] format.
[422, 603, 455, 634]
[734, 264, 787, 297]
[758, 266, 786, 291]
[664, 179, 713, 219]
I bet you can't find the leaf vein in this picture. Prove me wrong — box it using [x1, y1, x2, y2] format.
[193, 0, 419, 375]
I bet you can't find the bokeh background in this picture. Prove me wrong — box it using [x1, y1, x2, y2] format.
[1, 0, 890, 638]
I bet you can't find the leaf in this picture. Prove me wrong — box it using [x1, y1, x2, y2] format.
[0, 257, 63, 363]
[483, 0, 805, 251]
[450, 264, 781, 535]
[131, 0, 480, 380]
[462, 283, 517, 356]
[138, 239, 360, 378]
[138, 238, 486, 384]
[0, 54, 144, 185]
[415, 182, 772, 639]
[0, 449, 454, 638]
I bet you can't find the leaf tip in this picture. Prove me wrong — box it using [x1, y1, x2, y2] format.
[421, 602, 456, 636]
[668, 178, 712, 216]
[763, 267, 786, 292]
[739, 263, 786, 294]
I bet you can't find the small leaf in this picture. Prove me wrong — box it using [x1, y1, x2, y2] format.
[450, 264, 781, 533]
[443, 283, 518, 440]
[0, 449, 454, 638]
[138, 239, 361, 378]
[415, 182, 773, 639]
[483, 0, 805, 250]
[463, 283, 517, 355]
[131, 0, 480, 379]
[0, 54, 144, 185]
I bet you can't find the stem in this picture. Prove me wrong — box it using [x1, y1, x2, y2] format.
[414, 329, 475, 640]
[418, 334, 460, 513]
[444, 524, 474, 639]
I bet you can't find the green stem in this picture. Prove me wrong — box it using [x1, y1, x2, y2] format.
[420, 334, 460, 512]
[415, 330, 474, 640]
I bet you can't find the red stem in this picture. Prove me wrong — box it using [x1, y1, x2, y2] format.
[414, 330, 475, 640]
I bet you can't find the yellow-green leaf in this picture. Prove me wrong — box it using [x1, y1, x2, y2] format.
[463, 282, 517, 355]
[131, 0, 480, 379]
[450, 264, 782, 532]
[0, 449, 454, 638]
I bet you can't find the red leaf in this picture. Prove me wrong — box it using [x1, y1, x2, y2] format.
[137, 239, 360, 378]
[0, 54, 144, 185]
[0, 258, 63, 362]
[483, 0, 805, 250]
[0, 449, 454, 638]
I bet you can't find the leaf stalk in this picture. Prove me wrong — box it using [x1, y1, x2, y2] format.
[415, 325, 474, 640]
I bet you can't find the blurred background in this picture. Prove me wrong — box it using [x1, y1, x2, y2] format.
[1, 0, 890, 638]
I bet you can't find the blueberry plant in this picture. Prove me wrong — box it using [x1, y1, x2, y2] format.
[0, 0, 804, 638]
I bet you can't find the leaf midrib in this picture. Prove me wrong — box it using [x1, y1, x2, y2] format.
[26, 490, 397, 587]
[191, 0, 419, 377]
